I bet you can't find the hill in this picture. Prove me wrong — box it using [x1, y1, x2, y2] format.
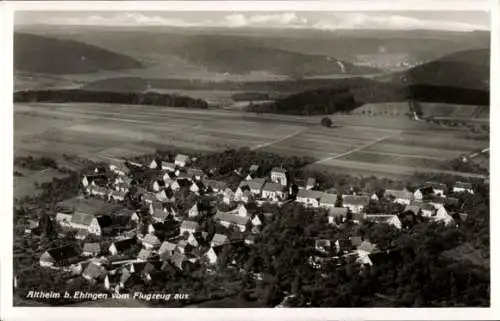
[14, 33, 144, 75]
[393, 49, 490, 91]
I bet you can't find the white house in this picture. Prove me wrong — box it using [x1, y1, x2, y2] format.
[342, 195, 370, 214]
[238, 178, 266, 197]
[188, 203, 200, 218]
[205, 247, 218, 265]
[251, 215, 262, 227]
[214, 211, 249, 232]
[384, 189, 413, 205]
[149, 159, 159, 169]
[420, 203, 436, 217]
[453, 181, 474, 194]
[262, 182, 286, 201]
[223, 188, 235, 205]
[141, 234, 161, 250]
[174, 154, 190, 168]
[319, 193, 338, 208]
[210, 233, 229, 247]
[161, 161, 176, 171]
[68, 212, 103, 236]
[305, 178, 316, 190]
[424, 182, 448, 197]
[433, 207, 454, 226]
[328, 207, 348, 224]
[236, 204, 248, 217]
[296, 189, 323, 208]
[180, 220, 199, 235]
[170, 181, 180, 192]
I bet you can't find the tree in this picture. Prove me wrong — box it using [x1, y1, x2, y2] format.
[321, 117, 333, 128]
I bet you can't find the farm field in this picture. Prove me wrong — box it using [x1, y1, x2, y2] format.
[14, 166, 70, 199]
[14, 102, 489, 180]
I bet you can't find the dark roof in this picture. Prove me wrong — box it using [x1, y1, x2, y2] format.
[239, 178, 266, 191]
[83, 262, 106, 279]
[384, 189, 413, 200]
[152, 210, 169, 221]
[454, 181, 473, 189]
[83, 243, 101, 253]
[214, 211, 250, 226]
[342, 195, 370, 206]
[96, 215, 113, 228]
[328, 207, 348, 217]
[424, 181, 448, 191]
[404, 205, 421, 215]
[46, 245, 80, 262]
[112, 238, 136, 252]
[263, 182, 283, 192]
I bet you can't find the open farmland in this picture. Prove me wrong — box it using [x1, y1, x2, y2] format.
[14, 167, 70, 199]
[15, 102, 488, 179]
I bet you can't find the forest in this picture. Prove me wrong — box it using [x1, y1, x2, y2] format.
[13, 90, 209, 109]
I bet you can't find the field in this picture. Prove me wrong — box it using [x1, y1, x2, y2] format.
[15, 102, 489, 180]
[14, 166, 70, 199]
[56, 196, 123, 215]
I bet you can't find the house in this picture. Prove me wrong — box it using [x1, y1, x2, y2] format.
[187, 233, 201, 247]
[40, 245, 80, 267]
[424, 182, 448, 197]
[370, 193, 380, 202]
[82, 176, 90, 188]
[24, 219, 39, 234]
[174, 154, 190, 168]
[383, 189, 413, 205]
[83, 262, 106, 281]
[142, 234, 161, 249]
[205, 247, 221, 265]
[356, 240, 378, 257]
[249, 164, 260, 173]
[69, 212, 103, 236]
[235, 204, 248, 217]
[149, 159, 159, 169]
[151, 209, 170, 223]
[152, 179, 165, 192]
[109, 238, 136, 255]
[159, 241, 177, 260]
[433, 207, 454, 226]
[109, 162, 130, 176]
[161, 161, 176, 171]
[82, 243, 101, 256]
[251, 215, 263, 227]
[109, 190, 127, 202]
[188, 203, 201, 218]
[244, 234, 257, 245]
[176, 240, 190, 254]
[429, 197, 447, 210]
[180, 220, 199, 235]
[203, 179, 227, 193]
[453, 181, 474, 194]
[270, 167, 288, 186]
[342, 195, 370, 214]
[404, 205, 422, 216]
[296, 189, 323, 208]
[364, 214, 402, 230]
[413, 186, 434, 201]
[55, 212, 73, 226]
[214, 211, 250, 232]
[137, 248, 153, 261]
[237, 178, 266, 197]
[327, 207, 348, 224]
[223, 188, 235, 204]
[170, 180, 181, 192]
[421, 203, 436, 217]
[210, 233, 229, 247]
[187, 168, 204, 181]
[262, 182, 286, 201]
[190, 181, 205, 194]
[319, 193, 338, 208]
[305, 178, 316, 190]
[315, 239, 331, 253]
[88, 185, 109, 197]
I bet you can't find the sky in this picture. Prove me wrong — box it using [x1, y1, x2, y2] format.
[15, 11, 490, 32]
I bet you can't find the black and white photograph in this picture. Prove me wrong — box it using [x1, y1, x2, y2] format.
[3, 0, 497, 317]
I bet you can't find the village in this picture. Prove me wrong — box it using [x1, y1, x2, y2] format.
[24, 151, 481, 305]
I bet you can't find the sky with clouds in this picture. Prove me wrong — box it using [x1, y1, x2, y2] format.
[15, 11, 490, 31]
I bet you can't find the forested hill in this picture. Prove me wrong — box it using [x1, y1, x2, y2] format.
[393, 49, 490, 91]
[14, 33, 144, 74]
[13, 90, 209, 109]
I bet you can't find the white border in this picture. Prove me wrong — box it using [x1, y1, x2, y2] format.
[1, 1, 498, 321]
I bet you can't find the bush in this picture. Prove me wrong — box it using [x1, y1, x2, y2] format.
[321, 117, 333, 128]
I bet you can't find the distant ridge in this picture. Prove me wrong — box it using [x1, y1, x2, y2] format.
[14, 33, 144, 74]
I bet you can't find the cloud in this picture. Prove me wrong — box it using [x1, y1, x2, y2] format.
[33, 12, 487, 32]
[313, 13, 488, 31]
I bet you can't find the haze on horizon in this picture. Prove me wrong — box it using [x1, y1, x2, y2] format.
[15, 11, 490, 32]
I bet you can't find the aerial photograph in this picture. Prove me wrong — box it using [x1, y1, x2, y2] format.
[12, 9, 490, 308]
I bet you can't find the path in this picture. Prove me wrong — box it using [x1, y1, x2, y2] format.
[250, 128, 308, 151]
[314, 132, 399, 164]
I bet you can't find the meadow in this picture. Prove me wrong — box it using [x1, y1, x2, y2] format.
[14, 102, 489, 181]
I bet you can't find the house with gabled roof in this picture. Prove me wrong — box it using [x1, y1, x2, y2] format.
[328, 207, 348, 224]
[214, 211, 250, 232]
[453, 181, 474, 194]
[305, 177, 316, 190]
[75, 229, 89, 240]
[249, 164, 260, 173]
[205, 246, 224, 265]
[83, 262, 107, 281]
[109, 238, 136, 255]
[203, 179, 227, 194]
[420, 203, 436, 217]
[137, 248, 153, 261]
[180, 220, 199, 235]
[187, 168, 204, 181]
[149, 159, 159, 169]
[237, 178, 266, 197]
[262, 182, 286, 201]
[433, 207, 455, 226]
[404, 204, 422, 216]
[423, 181, 448, 197]
[161, 161, 176, 171]
[296, 189, 323, 208]
[319, 193, 338, 208]
[174, 154, 190, 168]
[384, 189, 413, 205]
[364, 214, 402, 230]
[222, 188, 235, 205]
[82, 243, 101, 257]
[356, 240, 378, 257]
[251, 215, 263, 227]
[69, 212, 103, 236]
[210, 233, 229, 247]
[429, 196, 446, 210]
[55, 212, 73, 227]
[151, 209, 170, 223]
[109, 190, 127, 202]
[159, 241, 177, 260]
[142, 234, 161, 250]
[40, 245, 81, 267]
[190, 180, 205, 195]
[342, 195, 370, 214]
